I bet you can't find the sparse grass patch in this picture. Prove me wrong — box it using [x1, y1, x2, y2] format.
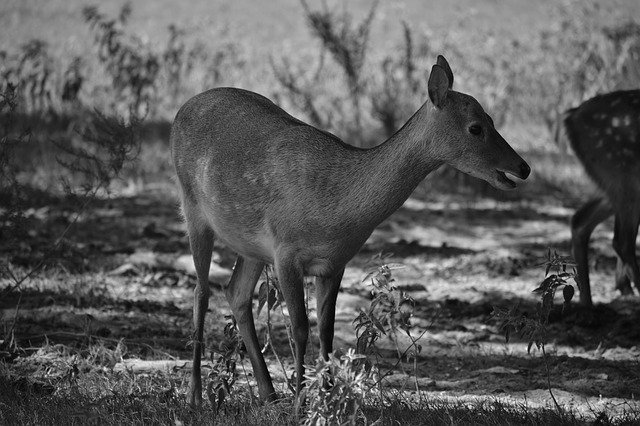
[4, 363, 636, 426]
[0, 368, 297, 426]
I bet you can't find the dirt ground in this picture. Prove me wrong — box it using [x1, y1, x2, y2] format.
[2, 189, 639, 420]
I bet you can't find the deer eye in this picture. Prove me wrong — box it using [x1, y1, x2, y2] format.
[469, 124, 482, 136]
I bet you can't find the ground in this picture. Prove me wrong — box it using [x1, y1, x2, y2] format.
[2, 183, 639, 422]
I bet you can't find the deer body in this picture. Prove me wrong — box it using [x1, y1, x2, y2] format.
[171, 56, 530, 405]
[565, 90, 640, 306]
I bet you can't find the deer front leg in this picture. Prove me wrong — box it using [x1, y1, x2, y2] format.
[274, 254, 308, 397]
[315, 269, 345, 360]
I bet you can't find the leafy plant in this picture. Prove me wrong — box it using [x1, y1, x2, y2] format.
[370, 21, 430, 137]
[493, 249, 576, 412]
[302, 349, 373, 426]
[54, 111, 141, 195]
[354, 263, 421, 363]
[83, 3, 160, 117]
[206, 315, 246, 413]
[272, 0, 380, 144]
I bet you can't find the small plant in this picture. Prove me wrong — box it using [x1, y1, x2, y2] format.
[299, 260, 428, 424]
[0, 83, 31, 211]
[354, 263, 421, 365]
[492, 248, 576, 412]
[83, 3, 160, 117]
[370, 21, 430, 137]
[302, 349, 373, 426]
[55, 111, 141, 195]
[206, 315, 246, 413]
[272, 0, 379, 144]
[0, 40, 57, 114]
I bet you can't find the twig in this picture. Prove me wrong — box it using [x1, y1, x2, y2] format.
[18, 332, 179, 360]
[238, 356, 256, 402]
[541, 344, 563, 413]
[366, 326, 430, 391]
[2, 291, 22, 353]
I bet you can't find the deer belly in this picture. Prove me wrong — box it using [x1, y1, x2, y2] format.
[201, 206, 275, 263]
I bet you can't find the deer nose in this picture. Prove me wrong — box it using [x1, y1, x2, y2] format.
[519, 161, 531, 179]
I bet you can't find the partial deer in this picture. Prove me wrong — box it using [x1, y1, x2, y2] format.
[171, 55, 531, 406]
[564, 90, 640, 307]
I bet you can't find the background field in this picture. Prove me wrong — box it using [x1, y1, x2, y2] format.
[1, 0, 640, 424]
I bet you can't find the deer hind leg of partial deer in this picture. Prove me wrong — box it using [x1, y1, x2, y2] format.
[571, 197, 613, 306]
[615, 257, 633, 294]
[612, 207, 640, 295]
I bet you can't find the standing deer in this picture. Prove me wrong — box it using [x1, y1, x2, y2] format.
[171, 55, 530, 406]
[564, 90, 640, 307]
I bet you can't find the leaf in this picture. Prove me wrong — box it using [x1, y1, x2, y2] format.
[361, 271, 376, 283]
[268, 286, 279, 311]
[371, 317, 386, 334]
[385, 263, 405, 270]
[257, 281, 268, 316]
[215, 386, 226, 413]
[563, 284, 575, 303]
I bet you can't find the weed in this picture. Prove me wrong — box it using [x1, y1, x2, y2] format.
[370, 21, 430, 137]
[355, 263, 423, 371]
[83, 3, 160, 118]
[301, 349, 373, 426]
[206, 315, 246, 413]
[54, 110, 141, 195]
[0, 84, 31, 237]
[493, 248, 576, 412]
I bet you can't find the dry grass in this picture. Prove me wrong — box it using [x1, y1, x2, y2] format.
[4, 360, 627, 426]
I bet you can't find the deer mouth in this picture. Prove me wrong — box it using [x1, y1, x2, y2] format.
[495, 170, 517, 189]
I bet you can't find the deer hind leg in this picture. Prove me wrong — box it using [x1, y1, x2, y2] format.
[183, 202, 215, 407]
[612, 209, 640, 296]
[274, 254, 308, 396]
[315, 269, 345, 360]
[223, 256, 276, 401]
[615, 257, 632, 295]
[571, 197, 613, 306]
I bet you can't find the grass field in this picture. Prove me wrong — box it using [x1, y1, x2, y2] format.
[2, 0, 640, 424]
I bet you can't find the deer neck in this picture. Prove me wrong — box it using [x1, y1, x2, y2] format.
[345, 103, 444, 228]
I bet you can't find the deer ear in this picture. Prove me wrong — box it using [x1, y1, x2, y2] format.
[436, 55, 454, 89]
[428, 65, 449, 109]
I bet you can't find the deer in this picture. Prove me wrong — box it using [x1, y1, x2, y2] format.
[563, 90, 640, 307]
[170, 55, 531, 406]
